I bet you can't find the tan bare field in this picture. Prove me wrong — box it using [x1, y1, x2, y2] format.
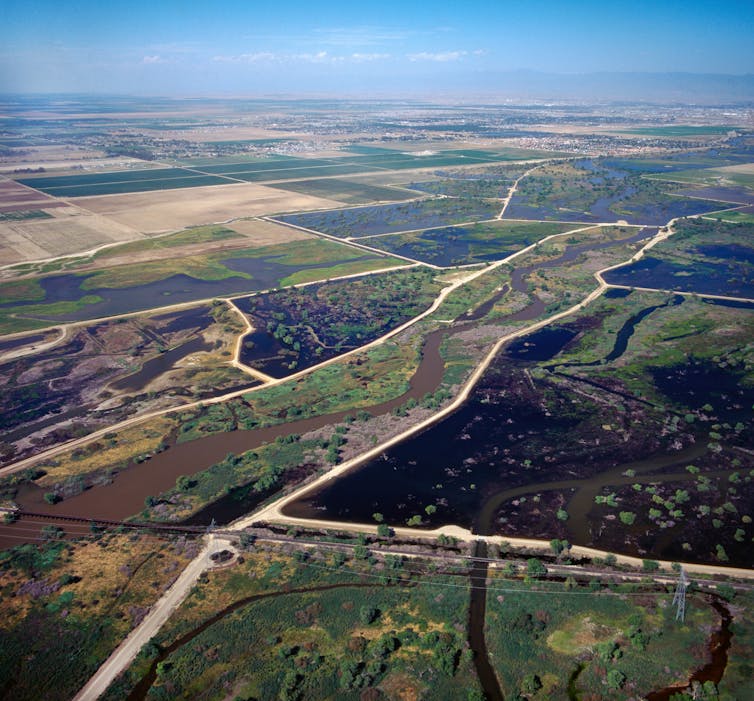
[226, 217, 311, 244]
[0, 156, 153, 174]
[0, 145, 108, 168]
[717, 163, 754, 174]
[0, 208, 142, 263]
[73, 182, 341, 233]
[160, 126, 312, 142]
[40, 219, 313, 273]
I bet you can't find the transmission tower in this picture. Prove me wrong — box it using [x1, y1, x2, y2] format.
[672, 567, 689, 622]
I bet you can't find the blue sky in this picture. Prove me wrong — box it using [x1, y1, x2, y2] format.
[1, 0, 753, 94]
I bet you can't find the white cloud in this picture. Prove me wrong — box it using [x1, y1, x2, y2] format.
[293, 51, 334, 63]
[142, 55, 165, 64]
[212, 52, 277, 63]
[211, 50, 388, 65]
[351, 52, 391, 62]
[407, 50, 467, 62]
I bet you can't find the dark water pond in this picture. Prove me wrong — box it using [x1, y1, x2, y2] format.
[283, 384, 579, 529]
[652, 359, 754, 422]
[702, 297, 754, 310]
[238, 327, 297, 378]
[696, 243, 754, 264]
[372, 226, 480, 267]
[679, 186, 754, 205]
[110, 336, 213, 392]
[604, 256, 754, 298]
[505, 327, 578, 361]
[4, 254, 377, 323]
[603, 287, 632, 298]
[0, 332, 51, 353]
[551, 295, 684, 369]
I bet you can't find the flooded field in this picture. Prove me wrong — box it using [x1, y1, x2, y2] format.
[275, 197, 501, 238]
[604, 255, 754, 298]
[0, 252, 385, 325]
[0, 305, 252, 466]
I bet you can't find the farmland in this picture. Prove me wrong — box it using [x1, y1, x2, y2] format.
[266, 178, 421, 205]
[12, 147, 559, 199]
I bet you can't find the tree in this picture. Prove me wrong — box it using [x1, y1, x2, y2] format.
[521, 673, 542, 694]
[606, 669, 626, 690]
[359, 606, 379, 625]
[376, 523, 391, 538]
[526, 558, 547, 578]
[175, 475, 193, 491]
[372, 512, 384, 523]
[619, 511, 636, 525]
[556, 508, 569, 521]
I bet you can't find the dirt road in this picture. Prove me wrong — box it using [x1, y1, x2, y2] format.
[72, 536, 235, 701]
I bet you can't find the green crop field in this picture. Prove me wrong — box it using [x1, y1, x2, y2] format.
[40, 175, 233, 197]
[269, 178, 420, 204]
[229, 164, 381, 181]
[15, 167, 195, 189]
[705, 209, 754, 223]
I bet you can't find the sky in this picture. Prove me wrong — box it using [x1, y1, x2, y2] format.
[1, 0, 753, 95]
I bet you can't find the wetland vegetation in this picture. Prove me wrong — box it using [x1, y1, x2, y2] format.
[2, 98, 754, 701]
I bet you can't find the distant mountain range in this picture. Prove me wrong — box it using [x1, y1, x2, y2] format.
[469, 71, 754, 103]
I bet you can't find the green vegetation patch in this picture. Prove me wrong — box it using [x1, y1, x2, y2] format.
[705, 209, 754, 224]
[104, 548, 476, 701]
[0, 278, 46, 304]
[364, 220, 575, 266]
[486, 577, 717, 700]
[269, 177, 420, 204]
[648, 168, 754, 189]
[239, 267, 442, 375]
[0, 532, 196, 701]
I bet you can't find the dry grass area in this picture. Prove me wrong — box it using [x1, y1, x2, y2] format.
[0, 530, 198, 637]
[225, 217, 311, 245]
[0, 145, 109, 170]
[75, 182, 341, 233]
[34, 416, 177, 487]
[0, 207, 142, 263]
[717, 163, 754, 174]
[546, 616, 619, 655]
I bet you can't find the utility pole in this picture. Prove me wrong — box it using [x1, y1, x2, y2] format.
[672, 567, 689, 622]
